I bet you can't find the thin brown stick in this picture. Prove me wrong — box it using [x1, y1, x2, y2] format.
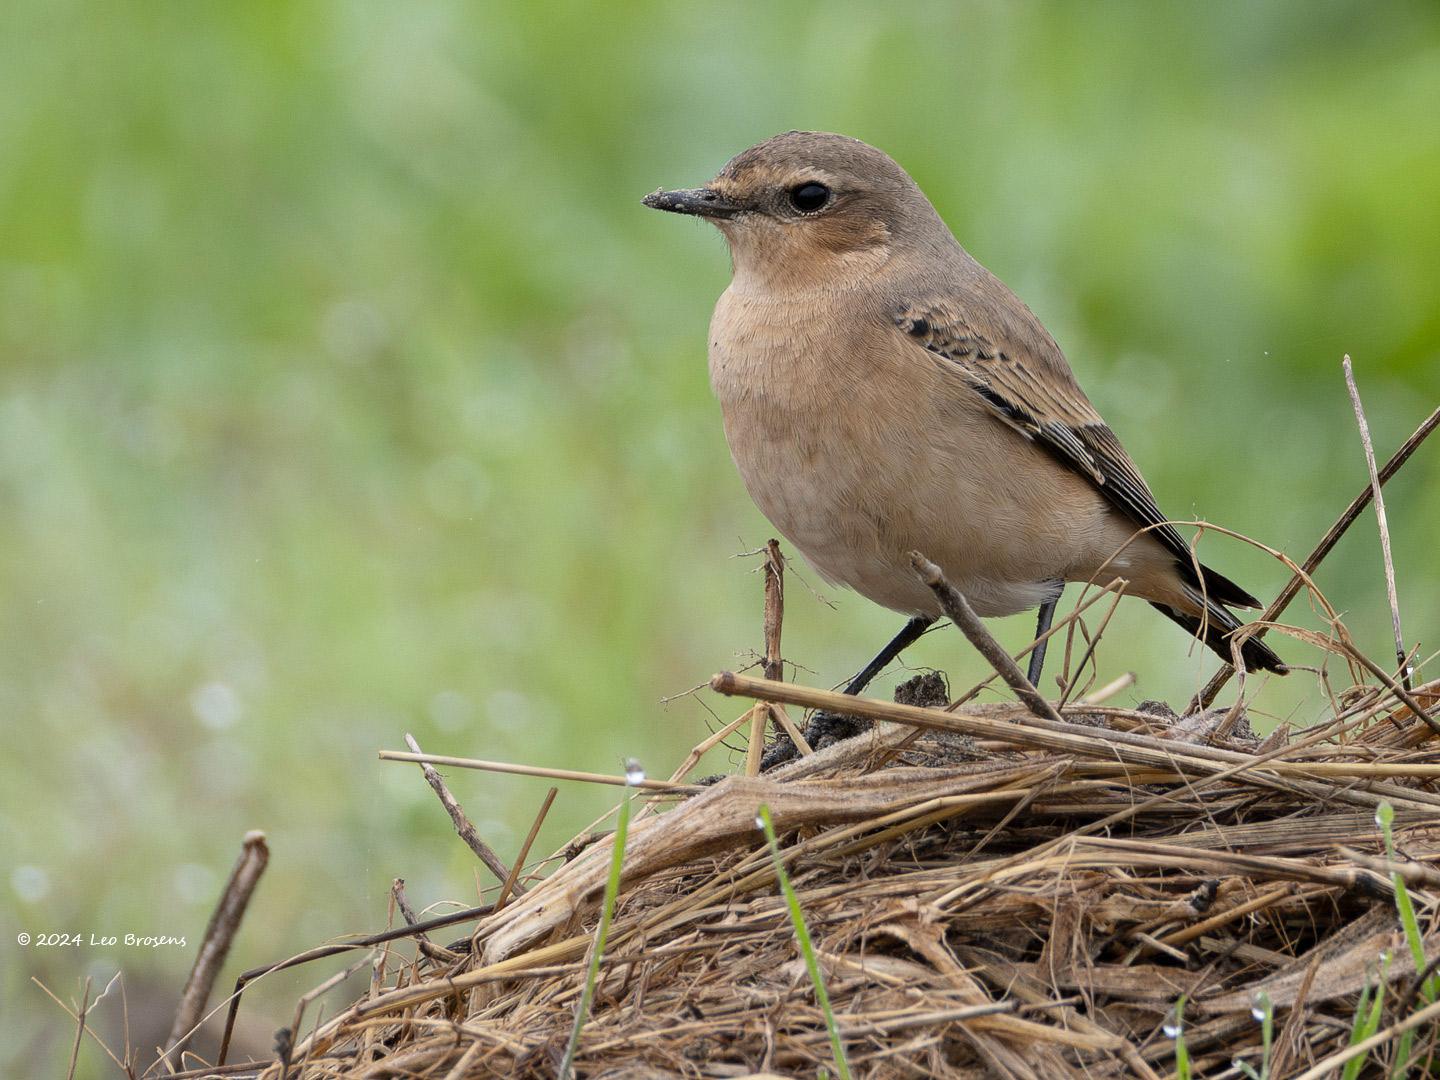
[1196, 402, 1440, 709]
[1333, 625, 1440, 738]
[763, 538, 784, 682]
[767, 703, 812, 754]
[1343, 355, 1410, 689]
[760, 539, 810, 755]
[404, 734, 520, 888]
[910, 551, 1063, 723]
[381, 750, 700, 794]
[498, 787, 557, 909]
[1057, 584, 1127, 709]
[442, 1039, 485, 1080]
[666, 709, 755, 784]
[66, 977, 91, 1080]
[391, 879, 457, 964]
[743, 703, 767, 776]
[1336, 847, 1440, 888]
[1157, 885, 1293, 947]
[161, 830, 269, 1072]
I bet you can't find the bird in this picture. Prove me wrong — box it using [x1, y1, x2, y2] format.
[643, 130, 1285, 724]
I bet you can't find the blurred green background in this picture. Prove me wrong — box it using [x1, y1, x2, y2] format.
[4, 2, 1438, 1073]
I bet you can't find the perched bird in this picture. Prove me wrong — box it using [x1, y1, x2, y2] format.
[644, 131, 1285, 711]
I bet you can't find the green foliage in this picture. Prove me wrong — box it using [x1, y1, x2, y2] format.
[560, 762, 638, 1079]
[1343, 952, 1390, 1080]
[1167, 995, 1191, 1080]
[757, 804, 850, 1080]
[1375, 802, 1440, 1076]
[4, 5, 1439, 1074]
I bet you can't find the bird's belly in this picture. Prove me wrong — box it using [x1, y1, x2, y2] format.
[716, 382, 1073, 619]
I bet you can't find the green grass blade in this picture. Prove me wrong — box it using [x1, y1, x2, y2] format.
[757, 804, 851, 1080]
[1167, 995, 1191, 1080]
[560, 759, 640, 1079]
[1378, 803, 1438, 1004]
[1343, 953, 1388, 1080]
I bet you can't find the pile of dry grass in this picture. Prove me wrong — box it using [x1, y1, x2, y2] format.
[182, 656, 1440, 1080]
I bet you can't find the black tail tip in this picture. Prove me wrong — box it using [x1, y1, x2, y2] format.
[1150, 601, 1286, 674]
[1242, 638, 1288, 675]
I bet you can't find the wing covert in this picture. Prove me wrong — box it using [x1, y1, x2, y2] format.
[894, 302, 1259, 610]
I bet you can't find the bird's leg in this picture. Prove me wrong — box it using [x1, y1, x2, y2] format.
[761, 615, 936, 771]
[843, 615, 936, 695]
[1026, 592, 1060, 688]
[805, 615, 936, 749]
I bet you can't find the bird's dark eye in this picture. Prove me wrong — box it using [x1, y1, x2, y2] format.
[788, 182, 831, 213]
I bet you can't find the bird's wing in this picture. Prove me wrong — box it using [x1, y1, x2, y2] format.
[894, 299, 1259, 609]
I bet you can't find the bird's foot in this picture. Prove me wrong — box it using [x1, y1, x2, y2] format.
[757, 710, 869, 771]
[760, 672, 950, 771]
[758, 732, 799, 772]
[804, 709, 873, 752]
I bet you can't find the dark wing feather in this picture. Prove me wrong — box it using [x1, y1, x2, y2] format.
[895, 301, 1260, 610]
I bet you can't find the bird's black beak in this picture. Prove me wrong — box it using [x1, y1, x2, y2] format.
[642, 187, 743, 220]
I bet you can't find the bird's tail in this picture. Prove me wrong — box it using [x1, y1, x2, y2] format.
[1149, 586, 1286, 674]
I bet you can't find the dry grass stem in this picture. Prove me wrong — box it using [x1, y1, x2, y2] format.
[1343, 355, 1410, 689]
[380, 750, 700, 793]
[404, 734, 520, 888]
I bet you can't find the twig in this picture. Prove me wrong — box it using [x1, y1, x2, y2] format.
[391, 879, 457, 965]
[380, 750, 700, 793]
[497, 787, 557, 909]
[1343, 355, 1410, 689]
[1333, 625, 1440, 738]
[768, 703, 813, 755]
[404, 733, 520, 889]
[760, 540, 810, 757]
[1057, 584, 1127, 709]
[763, 538, 784, 682]
[442, 1039, 484, 1080]
[746, 543, 784, 776]
[1336, 848, 1440, 889]
[1196, 403, 1440, 709]
[161, 830, 269, 1072]
[909, 552, 1063, 723]
[66, 977, 92, 1080]
[666, 709, 756, 784]
[744, 704, 767, 777]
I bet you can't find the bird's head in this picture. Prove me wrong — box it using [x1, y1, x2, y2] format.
[644, 131, 944, 291]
